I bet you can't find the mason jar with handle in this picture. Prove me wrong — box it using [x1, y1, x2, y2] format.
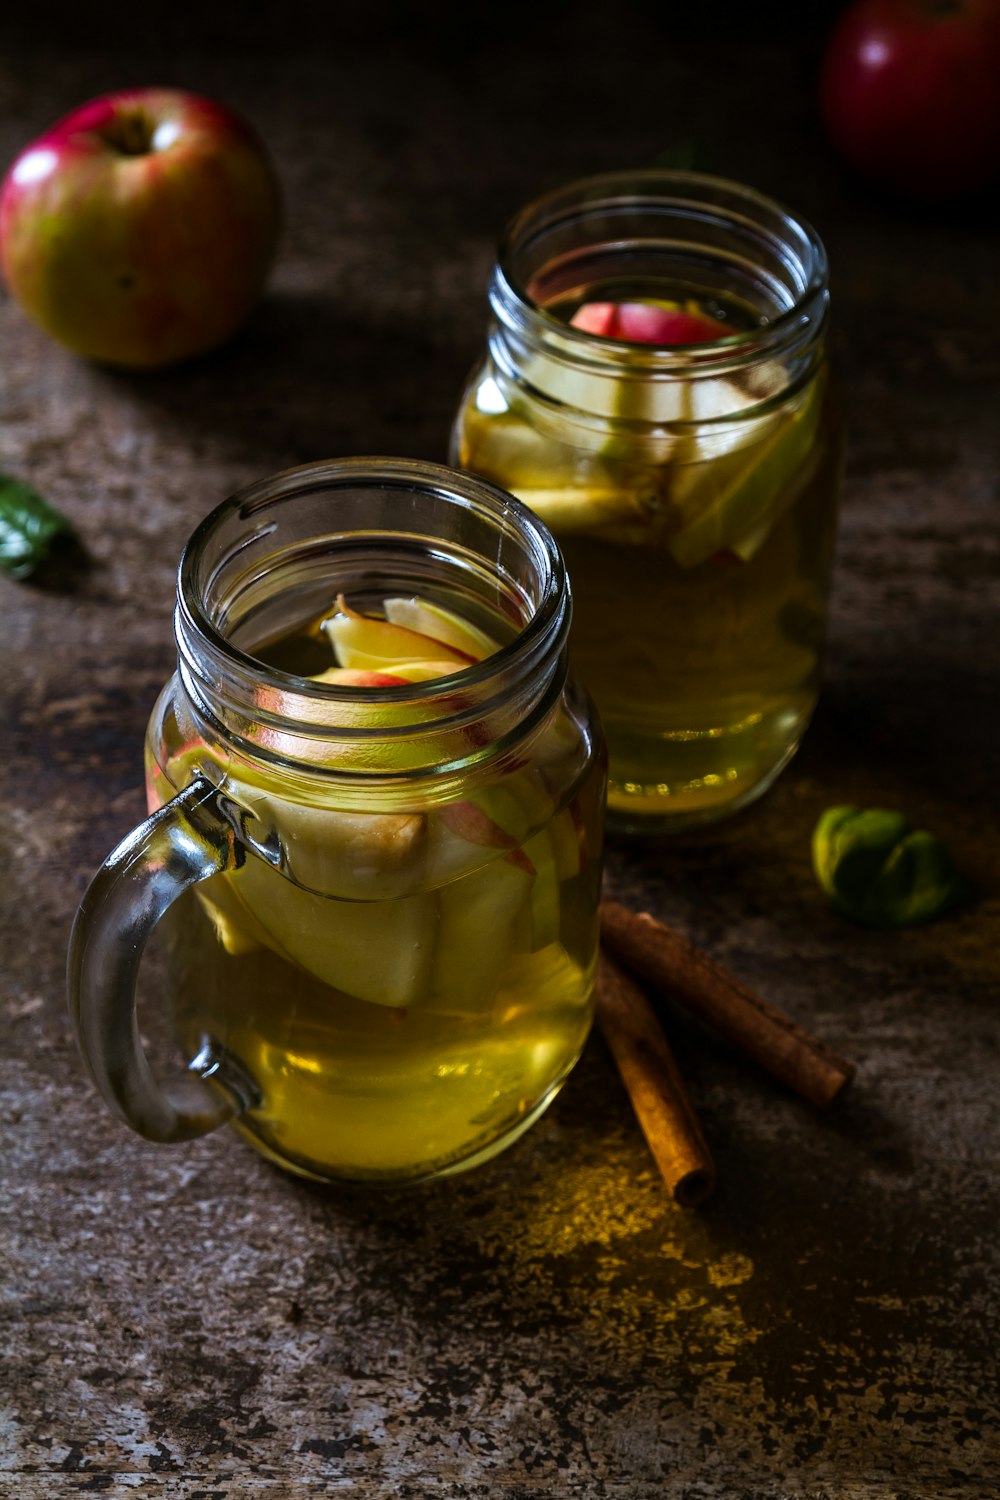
[69, 458, 606, 1185]
[451, 169, 842, 833]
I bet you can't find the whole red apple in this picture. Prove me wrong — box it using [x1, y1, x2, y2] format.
[820, 0, 1000, 200]
[0, 88, 281, 368]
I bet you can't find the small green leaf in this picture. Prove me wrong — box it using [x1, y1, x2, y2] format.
[0, 475, 74, 580]
[811, 805, 971, 928]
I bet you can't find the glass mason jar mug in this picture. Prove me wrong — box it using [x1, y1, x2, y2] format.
[69, 459, 606, 1185]
[451, 170, 842, 832]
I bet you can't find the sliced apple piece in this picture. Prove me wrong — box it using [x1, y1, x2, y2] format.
[493, 942, 592, 1021]
[229, 786, 429, 902]
[311, 666, 411, 687]
[457, 403, 583, 487]
[616, 304, 729, 344]
[232, 854, 438, 1007]
[568, 301, 617, 335]
[513, 486, 659, 546]
[323, 596, 474, 672]
[312, 659, 465, 687]
[196, 884, 265, 956]
[667, 377, 823, 570]
[570, 300, 729, 345]
[521, 828, 562, 950]
[430, 852, 533, 1013]
[383, 597, 499, 661]
[438, 799, 519, 851]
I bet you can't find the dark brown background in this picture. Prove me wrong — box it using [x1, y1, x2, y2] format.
[2, 3, 998, 1495]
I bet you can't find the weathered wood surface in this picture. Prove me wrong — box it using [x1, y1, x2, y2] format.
[2, 6, 998, 1496]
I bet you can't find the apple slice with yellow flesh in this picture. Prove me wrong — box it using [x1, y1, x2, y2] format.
[507, 486, 657, 546]
[492, 942, 592, 1023]
[162, 734, 431, 901]
[232, 853, 438, 1007]
[323, 595, 475, 672]
[382, 597, 499, 661]
[666, 374, 823, 569]
[430, 852, 534, 1014]
[196, 881, 268, 955]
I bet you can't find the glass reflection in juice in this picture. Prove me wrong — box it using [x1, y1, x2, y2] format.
[452, 171, 842, 832]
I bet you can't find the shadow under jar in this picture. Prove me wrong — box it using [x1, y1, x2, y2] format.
[69, 459, 606, 1185]
[451, 170, 842, 833]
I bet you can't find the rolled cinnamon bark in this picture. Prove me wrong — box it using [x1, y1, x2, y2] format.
[601, 900, 854, 1109]
[596, 947, 716, 1208]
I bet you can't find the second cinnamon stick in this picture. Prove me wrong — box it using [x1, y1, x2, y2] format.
[596, 947, 716, 1208]
[601, 900, 855, 1110]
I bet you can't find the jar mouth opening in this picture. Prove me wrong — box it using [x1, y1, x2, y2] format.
[493, 168, 829, 372]
[174, 458, 569, 764]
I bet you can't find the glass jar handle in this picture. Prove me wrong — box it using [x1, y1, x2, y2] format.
[68, 776, 246, 1143]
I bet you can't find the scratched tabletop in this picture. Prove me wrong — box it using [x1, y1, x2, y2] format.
[2, 4, 998, 1496]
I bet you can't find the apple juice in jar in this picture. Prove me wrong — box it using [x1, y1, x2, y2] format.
[140, 460, 604, 1185]
[451, 171, 842, 832]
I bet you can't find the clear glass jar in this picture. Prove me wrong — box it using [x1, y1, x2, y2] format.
[69, 459, 605, 1185]
[451, 170, 842, 833]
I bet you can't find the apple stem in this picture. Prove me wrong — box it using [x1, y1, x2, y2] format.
[103, 107, 155, 157]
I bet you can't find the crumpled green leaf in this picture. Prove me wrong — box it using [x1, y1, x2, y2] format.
[812, 806, 971, 928]
[0, 474, 74, 580]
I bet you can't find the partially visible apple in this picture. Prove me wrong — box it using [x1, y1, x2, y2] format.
[820, 0, 1000, 200]
[0, 88, 281, 368]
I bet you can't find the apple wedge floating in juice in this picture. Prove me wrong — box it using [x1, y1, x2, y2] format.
[665, 372, 824, 568]
[322, 595, 478, 673]
[569, 299, 731, 345]
[502, 486, 658, 546]
[382, 596, 501, 660]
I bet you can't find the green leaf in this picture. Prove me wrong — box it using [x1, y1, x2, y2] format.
[811, 805, 971, 928]
[0, 475, 74, 580]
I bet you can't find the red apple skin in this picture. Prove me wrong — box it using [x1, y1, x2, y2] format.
[820, 0, 1000, 199]
[0, 88, 281, 368]
[570, 301, 728, 344]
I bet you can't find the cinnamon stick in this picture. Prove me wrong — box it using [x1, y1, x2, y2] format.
[601, 900, 854, 1109]
[596, 947, 716, 1207]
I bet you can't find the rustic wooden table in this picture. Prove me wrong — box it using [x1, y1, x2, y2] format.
[2, 6, 998, 1496]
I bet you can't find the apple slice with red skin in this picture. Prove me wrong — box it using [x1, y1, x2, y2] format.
[312, 661, 466, 687]
[313, 667, 410, 687]
[569, 301, 728, 344]
[438, 800, 536, 876]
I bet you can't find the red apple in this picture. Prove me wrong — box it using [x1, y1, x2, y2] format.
[0, 88, 281, 368]
[820, 0, 1000, 199]
[569, 300, 728, 344]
